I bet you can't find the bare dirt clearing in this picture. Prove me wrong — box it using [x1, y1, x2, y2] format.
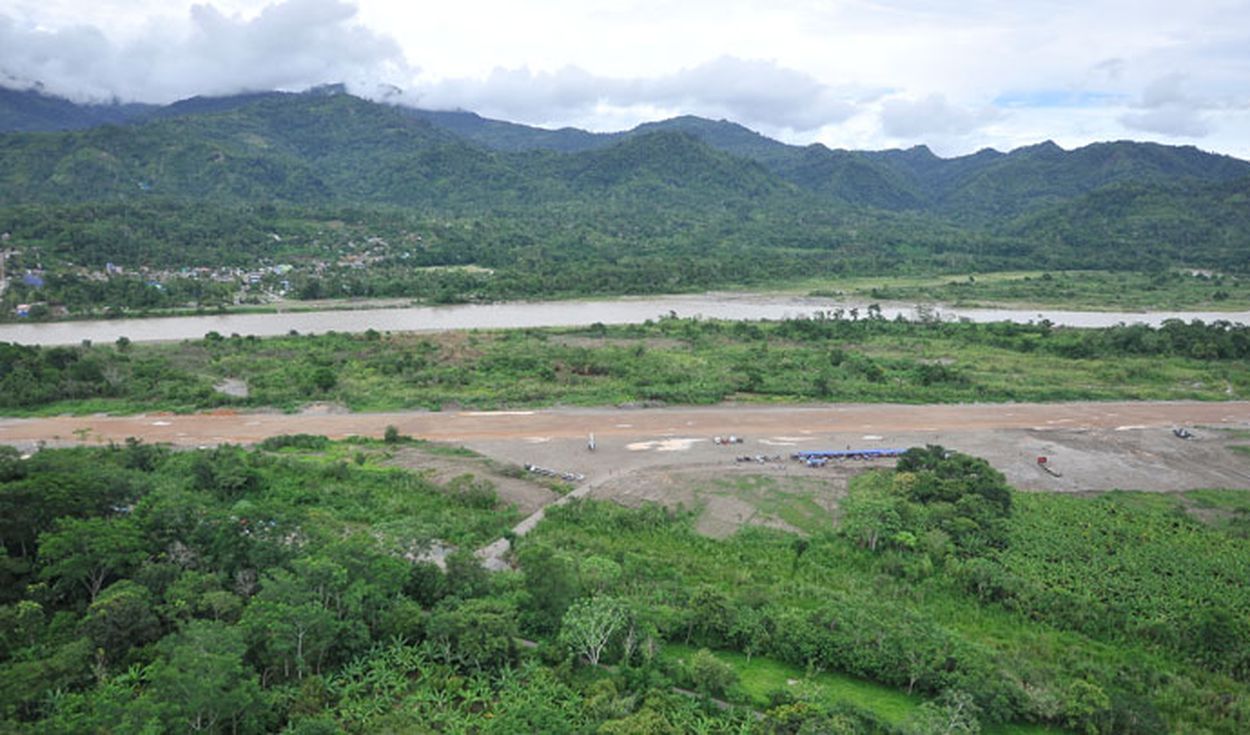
[4, 401, 1249, 538]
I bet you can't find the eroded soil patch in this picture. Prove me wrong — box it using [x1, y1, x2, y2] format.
[587, 463, 874, 538]
[384, 445, 559, 515]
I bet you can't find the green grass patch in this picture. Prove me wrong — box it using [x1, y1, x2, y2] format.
[661, 642, 922, 724]
[1184, 488, 1250, 511]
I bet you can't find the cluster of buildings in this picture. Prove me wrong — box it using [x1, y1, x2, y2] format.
[3, 232, 417, 318]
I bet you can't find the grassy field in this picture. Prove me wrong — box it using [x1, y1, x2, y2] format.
[5, 315, 1248, 416]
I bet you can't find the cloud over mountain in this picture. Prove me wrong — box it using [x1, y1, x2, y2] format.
[413, 57, 863, 134]
[0, 0, 410, 103]
[2, 0, 1248, 157]
[1119, 74, 1212, 138]
[879, 94, 1002, 139]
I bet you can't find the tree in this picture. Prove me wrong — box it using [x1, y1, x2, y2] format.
[684, 586, 734, 646]
[162, 570, 243, 623]
[790, 538, 809, 575]
[898, 620, 950, 695]
[0, 446, 24, 483]
[580, 555, 622, 594]
[560, 596, 626, 667]
[687, 649, 737, 699]
[0, 600, 43, 658]
[311, 367, 336, 393]
[427, 598, 519, 672]
[1191, 606, 1250, 675]
[147, 620, 265, 734]
[618, 603, 660, 668]
[241, 569, 338, 683]
[38, 516, 147, 603]
[840, 486, 906, 552]
[729, 606, 772, 663]
[519, 544, 580, 634]
[909, 689, 982, 734]
[122, 437, 164, 472]
[444, 548, 491, 600]
[190, 446, 260, 500]
[1063, 679, 1112, 735]
[80, 580, 161, 668]
[892, 446, 1013, 552]
[403, 561, 447, 607]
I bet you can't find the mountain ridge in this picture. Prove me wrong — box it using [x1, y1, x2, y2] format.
[0, 84, 1247, 280]
[5, 84, 1247, 221]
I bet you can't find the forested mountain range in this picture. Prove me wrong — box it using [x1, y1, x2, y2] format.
[1, 84, 1247, 284]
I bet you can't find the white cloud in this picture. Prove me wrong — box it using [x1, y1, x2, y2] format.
[879, 94, 1002, 139]
[640, 57, 860, 131]
[1, 0, 1249, 158]
[1121, 107, 1211, 137]
[0, 0, 412, 103]
[1120, 74, 1212, 138]
[411, 57, 864, 134]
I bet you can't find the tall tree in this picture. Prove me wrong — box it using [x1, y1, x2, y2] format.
[519, 544, 580, 634]
[148, 620, 266, 734]
[38, 516, 147, 603]
[560, 596, 626, 667]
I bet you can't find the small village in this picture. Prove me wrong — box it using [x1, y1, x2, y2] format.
[0, 231, 411, 319]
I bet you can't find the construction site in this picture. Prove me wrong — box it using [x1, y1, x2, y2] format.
[4, 400, 1249, 542]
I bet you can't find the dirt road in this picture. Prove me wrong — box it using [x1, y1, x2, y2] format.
[4, 401, 1249, 498]
[2, 400, 1246, 449]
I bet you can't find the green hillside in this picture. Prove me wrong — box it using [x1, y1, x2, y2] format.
[392, 101, 1250, 222]
[0, 86, 155, 132]
[1007, 176, 1250, 269]
[0, 93, 794, 214]
[0, 86, 1248, 319]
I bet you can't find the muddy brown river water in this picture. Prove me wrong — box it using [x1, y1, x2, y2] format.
[2, 292, 1246, 346]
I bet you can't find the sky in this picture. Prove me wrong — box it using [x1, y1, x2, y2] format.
[2, 0, 1248, 158]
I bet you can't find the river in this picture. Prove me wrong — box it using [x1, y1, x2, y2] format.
[1, 293, 1247, 346]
